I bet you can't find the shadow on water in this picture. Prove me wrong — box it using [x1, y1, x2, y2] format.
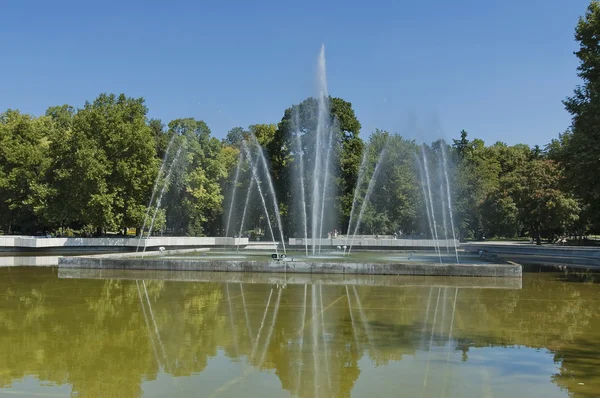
[0, 267, 599, 397]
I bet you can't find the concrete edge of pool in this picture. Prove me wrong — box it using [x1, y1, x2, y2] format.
[58, 255, 522, 278]
[57, 268, 523, 289]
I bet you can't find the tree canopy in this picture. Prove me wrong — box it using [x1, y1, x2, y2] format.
[3, 0, 600, 243]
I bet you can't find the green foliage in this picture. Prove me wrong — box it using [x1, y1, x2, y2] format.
[164, 118, 234, 235]
[0, 110, 55, 233]
[355, 131, 420, 235]
[46, 93, 159, 234]
[268, 96, 363, 235]
[560, 0, 600, 231]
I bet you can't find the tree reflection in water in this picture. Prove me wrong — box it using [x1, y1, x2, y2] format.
[0, 267, 599, 397]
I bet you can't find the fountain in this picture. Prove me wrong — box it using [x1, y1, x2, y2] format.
[440, 144, 460, 263]
[59, 45, 525, 276]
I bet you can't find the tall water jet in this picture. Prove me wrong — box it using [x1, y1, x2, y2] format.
[294, 110, 309, 257]
[348, 145, 388, 253]
[311, 44, 330, 256]
[318, 126, 334, 254]
[137, 135, 176, 252]
[416, 154, 438, 259]
[249, 134, 286, 254]
[237, 156, 260, 251]
[142, 147, 184, 255]
[241, 140, 278, 253]
[439, 178, 449, 253]
[225, 152, 244, 238]
[346, 149, 369, 246]
[420, 146, 442, 262]
[441, 144, 460, 263]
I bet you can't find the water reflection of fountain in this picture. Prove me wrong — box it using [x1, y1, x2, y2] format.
[295, 284, 308, 396]
[209, 282, 472, 398]
[226, 284, 239, 356]
[346, 286, 359, 348]
[136, 280, 160, 369]
[311, 284, 320, 398]
[422, 288, 441, 396]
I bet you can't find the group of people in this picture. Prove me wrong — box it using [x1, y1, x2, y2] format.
[327, 229, 341, 239]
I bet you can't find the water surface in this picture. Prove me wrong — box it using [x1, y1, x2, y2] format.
[1, 267, 599, 397]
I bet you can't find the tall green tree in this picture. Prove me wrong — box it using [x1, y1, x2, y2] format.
[512, 159, 580, 244]
[269, 96, 363, 236]
[47, 94, 159, 235]
[0, 110, 54, 234]
[563, 0, 600, 231]
[164, 118, 234, 235]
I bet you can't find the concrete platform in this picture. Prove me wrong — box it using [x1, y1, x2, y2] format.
[58, 268, 522, 289]
[58, 256, 521, 277]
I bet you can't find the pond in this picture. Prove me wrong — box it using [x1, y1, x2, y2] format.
[0, 266, 599, 397]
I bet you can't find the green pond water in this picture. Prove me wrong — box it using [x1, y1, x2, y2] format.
[1, 266, 600, 397]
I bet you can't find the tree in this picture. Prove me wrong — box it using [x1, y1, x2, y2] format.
[0, 110, 54, 234]
[164, 118, 234, 235]
[269, 96, 363, 236]
[452, 129, 470, 159]
[149, 119, 172, 160]
[512, 159, 580, 244]
[355, 131, 420, 236]
[563, 0, 600, 231]
[47, 94, 159, 235]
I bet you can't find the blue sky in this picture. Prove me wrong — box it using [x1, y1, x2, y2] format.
[0, 0, 590, 146]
